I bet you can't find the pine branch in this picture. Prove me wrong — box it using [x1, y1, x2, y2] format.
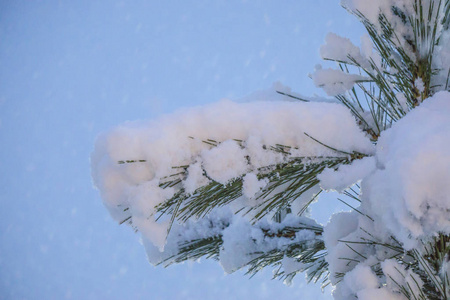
[411, 234, 450, 299]
[248, 156, 348, 222]
[246, 239, 328, 285]
[155, 137, 366, 230]
[161, 235, 223, 266]
[160, 216, 328, 285]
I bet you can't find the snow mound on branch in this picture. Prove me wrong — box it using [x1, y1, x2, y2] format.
[312, 66, 369, 96]
[363, 91, 450, 250]
[320, 33, 371, 69]
[323, 92, 450, 299]
[318, 156, 376, 192]
[91, 90, 373, 250]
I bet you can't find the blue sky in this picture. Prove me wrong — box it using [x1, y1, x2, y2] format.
[0, 1, 363, 299]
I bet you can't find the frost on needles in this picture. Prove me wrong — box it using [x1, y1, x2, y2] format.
[91, 0, 450, 299]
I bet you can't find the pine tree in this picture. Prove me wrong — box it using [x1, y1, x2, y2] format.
[91, 1, 450, 299]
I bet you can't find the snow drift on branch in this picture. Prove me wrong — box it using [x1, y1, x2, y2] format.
[363, 91, 450, 250]
[324, 91, 450, 299]
[91, 90, 374, 249]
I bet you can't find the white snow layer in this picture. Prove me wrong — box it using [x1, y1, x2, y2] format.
[324, 91, 450, 299]
[318, 156, 376, 192]
[363, 91, 450, 250]
[320, 32, 374, 70]
[312, 66, 369, 96]
[91, 91, 373, 250]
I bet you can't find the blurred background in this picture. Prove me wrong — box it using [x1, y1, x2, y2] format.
[0, 1, 364, 299]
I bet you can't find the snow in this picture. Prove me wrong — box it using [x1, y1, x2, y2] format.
[183, 162, 210, 194]
[343, 264, 379, 296]
[340, 0, 386, 25]
[242, 172, 269, 199]
[202, 140, 250, 184]
[381, 259, 424, 296]
[357, 288, 406, 300]
[323, 211, 360, 285]
[320, 33, 369, 69]
[219, 217, 262, 273]
[360, 34, 381, 68]
[362, 91, 450, 250]
[143, 206, 323, 285]
[318, 156, 376, 192]
[218, 214, 320, 274]
[414, 78, 425, 94]
[312, 66, 369, 96]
